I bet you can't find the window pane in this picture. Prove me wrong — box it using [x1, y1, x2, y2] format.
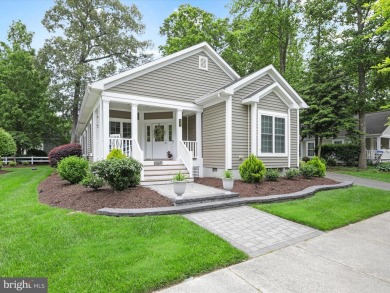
[275, 117, 285, 153]
[123, 122, 131, 138]
[261, 115, 273, 153]
[169, 125, 173, 141]
[262, 134, 273, 153]
[308, 142, 315, 157]
[146, 126, 150, 142]
[261, 115, 273, 134]
[275, 136, 285, 153]
[110, 122, 120, 136]
[275, 118, 285, 135]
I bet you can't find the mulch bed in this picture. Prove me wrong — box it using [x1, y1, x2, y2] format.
[0, 170, 10, 175]
[38, 173, 173, 214]
[195, 176, 340, 197]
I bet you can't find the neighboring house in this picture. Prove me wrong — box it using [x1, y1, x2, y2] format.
[76, 42, 308, 184]
[301, 110, 390, 161]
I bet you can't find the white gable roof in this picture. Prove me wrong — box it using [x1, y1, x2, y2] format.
[196, 64, 308, 109]
[91, 42, 240, 90]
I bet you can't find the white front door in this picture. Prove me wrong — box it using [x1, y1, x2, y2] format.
[145, 123, 174, 160]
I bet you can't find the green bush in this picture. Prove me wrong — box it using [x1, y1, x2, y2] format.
[320, 143, 360, 166]
[91, 158, 143, 191]
[239, 154, 266, 183]
[8, 161, 16, 167]
[302, 156, 311, 162]
[57, 156, 89, 184]
[285, 168, 300, 180]
[81, 172, 104, 190]
[0, 128, 16, 157]
[306, 156, 326, 177]
[377, 162, 390, 172]
[107, 148, 127, 160]
[0, 161, 3, 170]
[265, 169, 279, 181]
[22, 161, 29, 166]
[300, 163, 317, 178]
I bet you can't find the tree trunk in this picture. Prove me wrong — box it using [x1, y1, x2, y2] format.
[358, 110, 367, 169]
[318, 136, 323, 158]
[315, 135, 319, 156]
[70, 81, 81, 143]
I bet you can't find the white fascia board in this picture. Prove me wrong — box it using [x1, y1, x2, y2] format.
[242, 82, 299, 109]
[76, 87, 102, 135]
[91, 42, 239, 91]
[102, 91, 203, 112]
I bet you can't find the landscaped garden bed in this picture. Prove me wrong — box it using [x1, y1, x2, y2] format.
[195, 176, 339, 197]
[39, 173, 173, 214]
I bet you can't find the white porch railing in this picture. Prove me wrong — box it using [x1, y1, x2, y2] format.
[131, 139, 144, 181]
[109, 137, 132, 157]
[178, 141, 193, 178]
[366, 149, 390, 161]
[183, 141, 197, 159]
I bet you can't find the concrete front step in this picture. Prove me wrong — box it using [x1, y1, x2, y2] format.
[141, 178, 194, 186]
[143, 160, 181, 166]
[143, 165, 188, 171]
[144, 170, 189, 177]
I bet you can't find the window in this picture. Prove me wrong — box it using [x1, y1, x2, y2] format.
[307, 142, 315, 157]
[123, 122, 131, 138]
[169, 125, 173, 141]
[199, 56, 208, 70]
[333, 139, 343, 145]
[146, 126, 151, 142]
[110, 121, 120, 136]
[259, 112, 287, 155]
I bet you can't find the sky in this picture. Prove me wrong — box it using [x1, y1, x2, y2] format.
[0, 0, 231, 57]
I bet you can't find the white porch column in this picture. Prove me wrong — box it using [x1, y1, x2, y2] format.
[102, 98, 110, 158]
[251, 102, 258, 155]
[196, 111, 202, 159]
[377, 137, 381, 150]
[92, 106, 98, 160]
[176, 109, 183, 157]
[131, 103, 138, 142]
[225, 96, 232, 169]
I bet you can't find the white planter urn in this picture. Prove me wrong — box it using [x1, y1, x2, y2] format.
[173, 181, 186, 196]
[222, 178, 234, 191]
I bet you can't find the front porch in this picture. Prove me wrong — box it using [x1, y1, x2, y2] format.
[365, 136, 390, 162]
[80, 97, 203, 182]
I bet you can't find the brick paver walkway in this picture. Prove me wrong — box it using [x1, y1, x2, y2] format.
[185, 206, 322, 257]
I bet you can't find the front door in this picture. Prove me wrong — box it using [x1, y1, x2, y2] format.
[146, 123, 174, 160]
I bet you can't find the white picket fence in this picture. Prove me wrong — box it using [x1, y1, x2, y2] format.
[1, 156, 49, 165]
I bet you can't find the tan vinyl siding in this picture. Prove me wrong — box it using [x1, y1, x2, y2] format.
[290, 109, 298, 168]
[108, 52, 233, 102]
[259, 157, 288, 168]
[232, 74, 273, 168]
[259, 92, 288, 113]
[187, 115, 196, 141]
[203, 102, 225, 168]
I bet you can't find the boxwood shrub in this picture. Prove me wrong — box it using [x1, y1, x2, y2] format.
[91, 158, 143, 191]
[306, 156, 326, 177]
[285, 168, 300, 180]
[265, 169, 280, 181]
[320, 143, 360, 166]
[239, 154, 266, 183]
[57, 156, 89, 184]
[48, 143, 82, 167]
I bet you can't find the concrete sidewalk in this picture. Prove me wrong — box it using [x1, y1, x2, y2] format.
[327, 171, 390, 190]
[159, 212, 390, 293]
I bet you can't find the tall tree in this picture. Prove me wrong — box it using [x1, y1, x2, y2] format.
[159, 4, 229, 55]
[39, 0, 152, 143]
[340, 0, 387, 169]
[227, 0, 303, 79]
[0, 21, 56, 153]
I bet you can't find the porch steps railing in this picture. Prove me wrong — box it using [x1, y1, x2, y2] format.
[178, 141, 193, 178]
[109, 137, 132, 157]
[182, 141, 197, 159]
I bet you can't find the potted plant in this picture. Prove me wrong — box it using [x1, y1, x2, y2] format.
[167, 151, 173, 160]
[172, 171, 187, 196]
[222, 169, 234, 191]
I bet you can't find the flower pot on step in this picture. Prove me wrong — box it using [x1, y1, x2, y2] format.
[173, 181, 186, 196]
[222, 178, 234, 191]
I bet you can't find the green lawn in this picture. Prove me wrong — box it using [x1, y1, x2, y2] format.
[253, 186, 390, 231]
[0, 167, 246, 293]
[329, 166, 390, 183]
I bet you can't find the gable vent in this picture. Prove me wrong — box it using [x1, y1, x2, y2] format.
[199, 56, 208, 71]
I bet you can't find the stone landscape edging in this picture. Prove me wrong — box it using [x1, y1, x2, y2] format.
[97, 181, 354, 217]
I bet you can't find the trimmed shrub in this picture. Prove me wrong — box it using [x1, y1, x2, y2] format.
[27, 149, 47, 157]
[377, 162, 390, 172]
[107, 148, 126, 160]
[0, 128, 16, 157]
[22, 161, 29, 166]
[320, 143, 360, 166]
[302, 156, 311, 163]
[239, 154, 266, 183]
[0, 161, 3, 170]
[265, 169, 280, 181]
[81, 172, 104, 190]
[57, 156, 89, 184]
[91, 158, 143, 191]
[306, 156, 326, 177]
[285, 168, 300, 180]
[8, 161, 17, 167]
[48, 143, 82, 167]
[300, 163, 317, 178]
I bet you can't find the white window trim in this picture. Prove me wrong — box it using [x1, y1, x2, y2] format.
[199, 56, 208, 71]
[332, 139, 344, 144]
[258, 110, 288, 157]
[306, 141, 315, 157]
[109, 118, 132, 138]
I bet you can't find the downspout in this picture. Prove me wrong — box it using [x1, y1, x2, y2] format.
[248, 105, 250, 156]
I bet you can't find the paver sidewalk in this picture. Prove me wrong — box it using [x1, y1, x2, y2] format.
[327, 171, 390, 190]
[185, 206, 322, 257]
[159, 212, 390, 293]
